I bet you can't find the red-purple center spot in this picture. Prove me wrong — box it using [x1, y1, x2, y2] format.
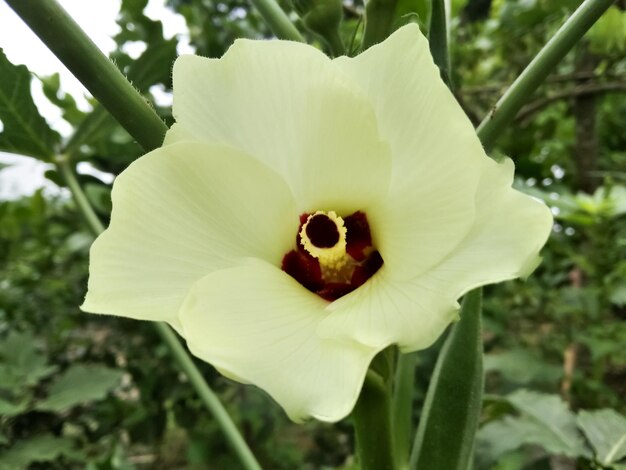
[305, 214, 340, 248]
[281, 211, 383, 302]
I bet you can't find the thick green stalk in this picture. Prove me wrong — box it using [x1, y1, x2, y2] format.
[353, 371, 397, 470]
[56, 157, 262, 470]
[362, 0, 399, 50]
[250, 0, 305, 42]
[429, 0, 451, 87]
[476, 0, 615, 151]
[5, 0, 167, 152]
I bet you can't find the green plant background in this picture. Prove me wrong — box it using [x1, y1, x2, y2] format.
[0, 0, 625, 468]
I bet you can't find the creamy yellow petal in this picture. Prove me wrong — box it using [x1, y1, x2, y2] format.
[167, 41, 391, 214]
[319, 158, 552, 351]
[417, 158, 553, 298]
[317, 267, 459, 351]
[179, 259, 377, 422]
[82, 142, 297, 324]
[335, 24, 486, 278]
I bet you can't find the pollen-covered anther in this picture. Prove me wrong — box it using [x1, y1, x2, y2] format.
[300, 211, 348, 269]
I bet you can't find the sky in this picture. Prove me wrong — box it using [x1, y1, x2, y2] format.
[0, 0, 190, 199]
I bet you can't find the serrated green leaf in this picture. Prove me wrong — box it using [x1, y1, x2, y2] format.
[0, 49, 60, 160]
[127, 37, 177, 91]
[506, 390, 589, 458]
[36, 364, 123, 412]
[0, 435, 76, 469]
[410, 289, 483, 470]
[577, 409, 626, 466]
[40, 73, 86, 126]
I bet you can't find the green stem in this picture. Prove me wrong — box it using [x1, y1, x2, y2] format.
[429, 0, 451, 88]
[250, 0, 305, 42]
[476, 0, 615, 151]
[56, 156, 104, 234]
[56, 156, 262, 470]
[392, 352, 418, 469]
[362, 0, 398, 50]
[154, 323, 262, 470]
[353, 371, 397, 470]
[5, 0, 167, 152]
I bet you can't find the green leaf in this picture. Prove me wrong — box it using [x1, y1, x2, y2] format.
[0, 332, 57, 389]
[36, 364, 124, 412]
[506, 390, 589, 458]
[40, 73, 86, 126]
[0, 435, 76, 469]
[484, 349, 562, 385]
[0, 397, 29, 417]
[410, 289, 483, 470]
[0, 49, 60, 160]
[127, 37, 177, 92]
[477, 415, 561, 464]
[577, 409, 626, 466]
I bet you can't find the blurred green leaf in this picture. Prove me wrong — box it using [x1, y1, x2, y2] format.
[0, 435, 77, 469]
[40, 73, 86, 126]
[0, 331, 57, 388]
[507, 390, 589, 458]
[0, 397, 29, 417]
[484, 349, 562, 385]
[36, 364, 124, 412]
[0, 49, 60, 161]
[577, 409, 626, 466]
[587, 7, 626, 55]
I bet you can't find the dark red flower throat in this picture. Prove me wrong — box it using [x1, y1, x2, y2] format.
[281, 211, 383, 301]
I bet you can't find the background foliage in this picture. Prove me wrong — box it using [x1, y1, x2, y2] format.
[0, 0, 624, 468]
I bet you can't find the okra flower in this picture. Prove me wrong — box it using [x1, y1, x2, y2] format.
[82, 24, 552, 422]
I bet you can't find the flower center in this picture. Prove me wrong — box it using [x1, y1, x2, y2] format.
[282, 210, 383, 301]
[299, 211, 347, 269]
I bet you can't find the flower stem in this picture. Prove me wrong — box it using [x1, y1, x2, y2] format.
[5, 0, 168, 152]
[361, 0, 398, 50]
[250, 0, 305, 42]
[476, 0, 615, 151]
[56, 157, 105, 234]
[353, 370, 397, 470]
[56, 156, 262, 470]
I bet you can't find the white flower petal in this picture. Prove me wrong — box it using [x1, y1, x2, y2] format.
[178, 259, 377, 422]
[82, 142, 297, 324]
[319, 158, 552, 351]
[318, 267, 459, 351]
[419, 158, 554, 296]
[335, 24, 487, 278]
[167, 41, 392, 214]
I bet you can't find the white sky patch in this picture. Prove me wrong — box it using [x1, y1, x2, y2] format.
[0, 0, 190, 199]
